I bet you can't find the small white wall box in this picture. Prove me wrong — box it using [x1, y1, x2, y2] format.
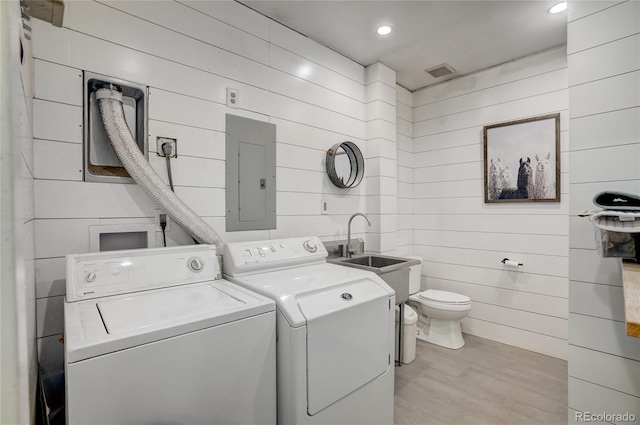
[84, 71, 148, 184]
[89, 224, 156, 252]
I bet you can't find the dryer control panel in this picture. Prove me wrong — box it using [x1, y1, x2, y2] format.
[66, 245, 220, 302]
[223, 236, 328, 277]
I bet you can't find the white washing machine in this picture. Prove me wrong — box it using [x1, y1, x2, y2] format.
[223, 237, 395, 425]
[64, 245, 277, 425]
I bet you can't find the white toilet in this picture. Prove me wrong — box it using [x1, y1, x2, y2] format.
[406, 257, 471, 349]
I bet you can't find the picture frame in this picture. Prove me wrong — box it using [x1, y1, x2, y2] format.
[483, 113, 560, 203]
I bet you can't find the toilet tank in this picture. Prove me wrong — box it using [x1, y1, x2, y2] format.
[407, 256, 423, 294]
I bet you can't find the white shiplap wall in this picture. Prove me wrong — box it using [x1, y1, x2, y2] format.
[19, 20, 37, 425]
[31, 0, 384, 374]
[365, 63, 397, 254]
[567, 1, 640, 422]
[1, 1, 36, 422]
[397, 84, 413, 256]
[411, 47, 570, 360]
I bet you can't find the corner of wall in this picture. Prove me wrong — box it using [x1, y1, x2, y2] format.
[365, 63, 398, 254]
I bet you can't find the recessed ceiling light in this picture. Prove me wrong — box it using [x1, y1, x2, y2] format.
[548, 2, 567, 13]
[377, 26, 392, 35]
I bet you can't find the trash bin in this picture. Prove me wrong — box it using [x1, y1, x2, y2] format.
[401, 305, 418, 364]
[395, 304, 418, 364]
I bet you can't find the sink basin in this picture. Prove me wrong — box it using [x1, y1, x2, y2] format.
[329, 254, 419, 274]
[341, 255, 407, 269]
[329, 254, 419, 304]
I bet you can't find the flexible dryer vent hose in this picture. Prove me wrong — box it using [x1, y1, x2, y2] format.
[95, 86, 224, 256]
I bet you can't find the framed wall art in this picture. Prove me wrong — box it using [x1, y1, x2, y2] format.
[484, 113, 560, 203]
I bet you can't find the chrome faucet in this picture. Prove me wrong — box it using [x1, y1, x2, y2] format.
[346, 213, 371, 258]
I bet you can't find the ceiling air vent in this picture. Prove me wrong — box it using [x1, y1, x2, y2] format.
[425, 63, 456, 78]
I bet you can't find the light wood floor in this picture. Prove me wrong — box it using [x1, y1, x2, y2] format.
[394, 334, 568, 425]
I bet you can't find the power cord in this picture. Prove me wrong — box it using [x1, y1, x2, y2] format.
[161, 142, 175, 192]
[159, 142, 172, 248]
[159, 213, 168, 247]
[158, 140, 198, 245]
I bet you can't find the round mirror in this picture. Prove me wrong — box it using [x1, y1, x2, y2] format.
[326, 141, 365, 188]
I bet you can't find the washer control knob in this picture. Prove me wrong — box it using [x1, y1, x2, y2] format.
[303, 240, 318, 253]
[188, 257, 204, 272]
[85, 272, 97, 283]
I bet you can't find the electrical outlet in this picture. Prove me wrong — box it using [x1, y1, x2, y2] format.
[320, 199, 329, 215]
[156, 137, 177, 158]
[226, 88, 239, 108]
[155, 210, 170, 231]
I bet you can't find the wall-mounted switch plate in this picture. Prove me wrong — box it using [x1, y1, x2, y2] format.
[156, 137, 177, 158]
[321, 199, 329, 215]
[226, 88, 239, 108]
[155, 210, 170, 231]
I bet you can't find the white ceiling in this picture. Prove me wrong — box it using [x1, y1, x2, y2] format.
[241, 1, 568, 91]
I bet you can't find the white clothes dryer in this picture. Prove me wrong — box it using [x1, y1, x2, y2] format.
[64, 245, 276, 425]
[223, 237, 395, 425]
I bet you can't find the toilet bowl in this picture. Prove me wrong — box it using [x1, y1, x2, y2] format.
[409, 290, 471, 349]
[406, 257, 471, 349]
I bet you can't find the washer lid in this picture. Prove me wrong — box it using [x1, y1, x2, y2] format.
[64, 279, 275, 363]
[418, 289, 470, 304]
[97, 284, 244, 334]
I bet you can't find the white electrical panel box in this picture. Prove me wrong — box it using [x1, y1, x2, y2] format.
[225, 114, 276, 231]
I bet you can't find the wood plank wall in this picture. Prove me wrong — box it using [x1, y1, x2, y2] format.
[397, 84, 414, 256]
[2, 1, 36, 422]
[567, 1, 640, 422]
[411, 47, 570, 360]
[31, 0, 376, 376]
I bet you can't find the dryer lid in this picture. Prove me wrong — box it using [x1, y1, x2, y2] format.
[418, 289, 470, 304]
[226, 263, 394, 327]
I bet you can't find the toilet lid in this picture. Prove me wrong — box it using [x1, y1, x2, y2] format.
[418, 289, 470, 305]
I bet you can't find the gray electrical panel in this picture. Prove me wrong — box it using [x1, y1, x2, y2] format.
[226, 114, 276, 231]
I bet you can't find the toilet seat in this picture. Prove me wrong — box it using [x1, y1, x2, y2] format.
[416, 289, 470, 305]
